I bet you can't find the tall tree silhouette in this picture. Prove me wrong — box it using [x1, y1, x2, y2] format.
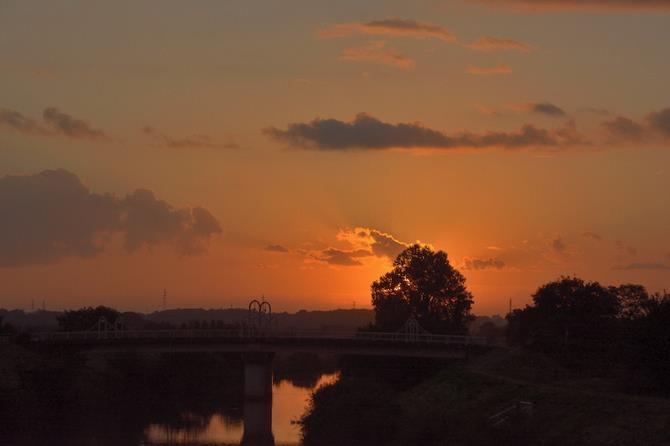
[371, 244, 473, 334]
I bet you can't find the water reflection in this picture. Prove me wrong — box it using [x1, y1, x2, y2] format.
[144, 373, 338, 445]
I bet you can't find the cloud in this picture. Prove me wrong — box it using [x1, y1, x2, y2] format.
[468, 0, 670, 11]
[602, 116, 646, 141]
[339, 41, 414, 70]
[602, 108, 670, 143]
[532, 102, 567, 117]
[318, 18, 456, 42]
[264, 112, 584, 151]
[265, 244, 289, 253]
[0, 108, 51, 136]
[312, 248, 370, 266]
[466, 64, 513, 76]
[476, 102, 567, 118]
[142, 126, 238, 149]
[551, 237, 566, 252]
[466, 36, 534, 53]
[613, 262, 670, 271]
[462, 257, 505, 270]
[337, 227, 410, 260]
[581, 231, 603, 241]
[647, 108, 670, 137]
[0, 107, 111, 141]
[309, 227, 412, 267]
[0, 169, 221, 267]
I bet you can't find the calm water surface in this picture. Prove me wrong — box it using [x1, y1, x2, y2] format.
[143, 373, 338, 445]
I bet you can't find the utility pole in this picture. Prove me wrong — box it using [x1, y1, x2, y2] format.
[162, 289, 167, 311]
[508, 298, 512, 317]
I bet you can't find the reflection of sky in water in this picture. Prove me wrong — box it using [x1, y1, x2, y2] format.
[145, 373, 339, 445]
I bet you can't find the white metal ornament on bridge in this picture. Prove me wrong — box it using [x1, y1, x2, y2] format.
[397, 316, 428, 341]
[248, 298, 272, 332]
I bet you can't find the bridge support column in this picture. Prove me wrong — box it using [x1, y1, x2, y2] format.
[241, 351, 275, 446]
[243, 351, 274, 400]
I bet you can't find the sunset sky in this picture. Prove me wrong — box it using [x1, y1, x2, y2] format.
[1, 0, 669, 315]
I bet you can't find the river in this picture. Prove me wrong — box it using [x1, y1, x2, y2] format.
[144, 372, 338, 445]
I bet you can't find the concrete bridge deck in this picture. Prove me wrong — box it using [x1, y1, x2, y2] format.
[31, 328, 488, 358]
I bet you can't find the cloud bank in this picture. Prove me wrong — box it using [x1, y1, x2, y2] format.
[0, 169, 221, 267]
[264, 112, 583, 151]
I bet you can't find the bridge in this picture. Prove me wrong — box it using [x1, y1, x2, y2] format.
[27, 300, 488, 445]
[30, 328, 486, 445]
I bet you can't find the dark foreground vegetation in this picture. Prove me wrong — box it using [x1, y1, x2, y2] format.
[300, 274, 670, 446]
[301, 351, 670, 446]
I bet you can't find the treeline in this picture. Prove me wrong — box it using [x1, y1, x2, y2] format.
[507, 276, 670, 394]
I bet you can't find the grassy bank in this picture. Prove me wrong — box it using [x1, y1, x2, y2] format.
[301, 350, 670, 446]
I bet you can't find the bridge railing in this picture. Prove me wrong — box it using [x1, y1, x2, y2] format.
[31, 328, 487, 346]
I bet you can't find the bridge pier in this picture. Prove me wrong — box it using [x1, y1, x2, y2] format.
[241, 351, 275, 446]
[243, 351, 275, 400]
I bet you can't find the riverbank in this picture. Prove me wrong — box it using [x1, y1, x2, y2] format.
[300, 349, 670, 446]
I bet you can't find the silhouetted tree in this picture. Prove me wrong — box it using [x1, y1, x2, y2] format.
[0, 316, 16, 335]
[611, 283, 653, 320]
[507, 276, 620, 347]
[371, 244, 474, 334]
[57, 306, 120, 331]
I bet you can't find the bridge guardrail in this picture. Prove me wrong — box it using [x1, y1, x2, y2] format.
[31, 328, 487, 347]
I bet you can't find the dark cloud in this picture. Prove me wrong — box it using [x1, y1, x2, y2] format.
[265, 244, 289, 253]
[43, 107, 110, 141]
[462, 257, 505, 270]
[551, 238, 566, 252]
[0, 108, 51, 136]
[142, 126, 237, 150]
[602, 116, 646, 141]
[647, 108, 670, 137]
[351, 227, 409, 260]
[532, 102, 567, 117]
[469, 0, 670, 11]
[613, 262, 670, 271]
[581, 231, 603, 241]
[601, 107, 670, 143]
[0, 107, 111, 141]
[0, 169, 221, 267]
[313, 248, 370, 266]
[264, 113, 583, 151]
[318, 18, 455, 42]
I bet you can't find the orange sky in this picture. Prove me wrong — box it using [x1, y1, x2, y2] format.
[1, 0, 669, 315]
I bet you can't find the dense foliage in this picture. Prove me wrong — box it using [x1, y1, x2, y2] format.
[57, 306, 120, 331]
[507, 276, 670, 393]
[371, 244, 474, 334]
